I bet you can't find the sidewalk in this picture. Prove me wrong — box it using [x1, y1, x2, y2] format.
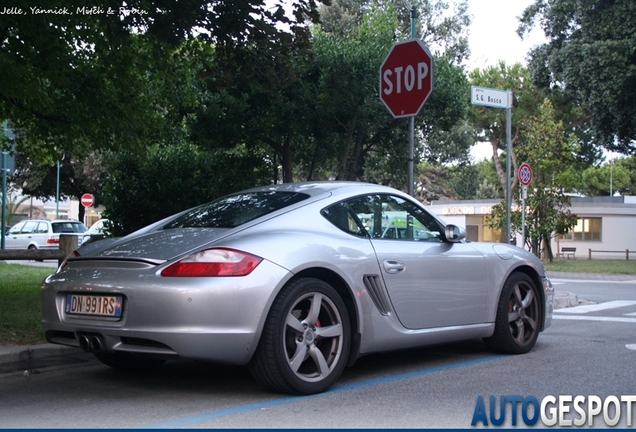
[1, 272, 632, 376]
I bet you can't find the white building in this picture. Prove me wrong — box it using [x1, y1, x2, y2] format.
[428, 196, 636, 260]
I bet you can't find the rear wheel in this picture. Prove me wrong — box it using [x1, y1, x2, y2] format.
[248, 278, 350, 395]
[484, 272, 541, 354]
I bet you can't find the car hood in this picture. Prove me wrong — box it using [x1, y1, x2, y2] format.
[89, 228, 231, 261]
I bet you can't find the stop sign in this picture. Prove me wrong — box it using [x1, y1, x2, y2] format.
[81, 193, 94, 208]
[380, 39, 434, 118]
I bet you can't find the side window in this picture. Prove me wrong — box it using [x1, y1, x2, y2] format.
[36, 222, 49, 233]
[21, 221, 37, 234]
[321, 202, 367, 237]
[9, 222, 24, 235]
[347, 194, 442, 242]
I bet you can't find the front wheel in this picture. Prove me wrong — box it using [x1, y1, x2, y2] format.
[248, 278, 351, 395]
[484, 272, 541, 354]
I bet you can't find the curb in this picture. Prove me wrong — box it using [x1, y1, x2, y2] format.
[554, 291, 580, 309]
[0, 344, 96, 375]
[549, 271, 636, 282]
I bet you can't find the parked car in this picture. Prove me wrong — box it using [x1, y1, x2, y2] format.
[41, 182, 554, 395]
[82, 219, 110, 245]
[4, 219, 88, 250]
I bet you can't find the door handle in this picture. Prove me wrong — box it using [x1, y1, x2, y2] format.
[383, 259, 405, 274]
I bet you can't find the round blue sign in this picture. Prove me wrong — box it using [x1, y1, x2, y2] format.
[518, 163, 533, 186]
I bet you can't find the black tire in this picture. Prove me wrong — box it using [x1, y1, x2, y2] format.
[28, 245, 43, 262]
[484, 272, 541, 354]
[248, 278, 351, 395]
[93, 351, 166, 370]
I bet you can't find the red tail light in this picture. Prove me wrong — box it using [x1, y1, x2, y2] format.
[160, 248, 263, 277]
[47, 237, 59, 244]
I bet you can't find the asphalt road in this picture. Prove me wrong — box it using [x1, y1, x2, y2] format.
[1, 273, 635, 428]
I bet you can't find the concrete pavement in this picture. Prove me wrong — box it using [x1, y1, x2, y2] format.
[1, 271, 633, 376]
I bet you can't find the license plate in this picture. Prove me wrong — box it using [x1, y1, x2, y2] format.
[65, 294, 123, 317]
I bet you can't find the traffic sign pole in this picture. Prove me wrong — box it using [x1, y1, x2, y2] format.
[506, 91, 512, 243]
[408, 6, 416, 196]
[518, 163, 533, 248]
[471, 86, 513, 243]
[521, 185, 527, 246]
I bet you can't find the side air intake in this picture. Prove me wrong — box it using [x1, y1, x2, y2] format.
[363, 275, 392, 315]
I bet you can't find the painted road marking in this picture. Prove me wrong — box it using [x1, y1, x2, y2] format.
[554, 300, 636, 314]
[553, 315, 636, 323]
[142, 354, 505, 428]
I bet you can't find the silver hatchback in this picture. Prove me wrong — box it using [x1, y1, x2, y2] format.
[4, 219, 88, 250]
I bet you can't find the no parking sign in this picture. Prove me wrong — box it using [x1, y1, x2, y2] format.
[518, 163, 533, 187]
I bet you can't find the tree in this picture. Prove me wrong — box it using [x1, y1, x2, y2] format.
[519, 0, 636, 153]
[101, 143, 272, 236]
[1, 192, 29, 227]
[320, 0, 472, 64]
[1, 0, 323, 159]
[488, 99, 578, 258]
[580, 157, 634, 197]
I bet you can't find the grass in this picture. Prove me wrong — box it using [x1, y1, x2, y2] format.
[0, 258, 634, 348]
[542, 259, 636, 275]
[0, 263, 54, 347]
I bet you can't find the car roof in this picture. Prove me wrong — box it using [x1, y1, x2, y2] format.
[240, 181, 405, 199]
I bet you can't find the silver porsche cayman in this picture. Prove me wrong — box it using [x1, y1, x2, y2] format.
[41, 182, 553, 395]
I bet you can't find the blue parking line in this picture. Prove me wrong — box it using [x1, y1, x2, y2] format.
[142, 354, 505, 429]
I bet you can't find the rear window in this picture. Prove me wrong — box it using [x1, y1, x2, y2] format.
[162, 191, 309, 229]
[52, 222, 88, 233]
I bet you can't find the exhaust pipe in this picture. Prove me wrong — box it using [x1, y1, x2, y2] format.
[89, 336, 103, 353]
[79, 335, 91, 352]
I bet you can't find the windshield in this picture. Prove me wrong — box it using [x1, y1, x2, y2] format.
[52, 222, 88, 233]
[162, 191, 309, 229]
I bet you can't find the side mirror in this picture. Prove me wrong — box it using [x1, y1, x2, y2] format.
[444, 224, 466, 242]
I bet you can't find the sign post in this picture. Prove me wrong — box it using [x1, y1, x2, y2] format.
[379, 8, 433, 196]
[518, 163, 533, 247]
[471, 86, 513, 242]
[1, 121, 15, 250]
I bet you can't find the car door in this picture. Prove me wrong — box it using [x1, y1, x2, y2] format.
[16, 221, 39, 249]
[348, 194, 489, 330]
[5, 221, 25, 249]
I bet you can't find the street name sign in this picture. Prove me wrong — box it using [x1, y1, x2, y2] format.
[471, 86, 510, 109]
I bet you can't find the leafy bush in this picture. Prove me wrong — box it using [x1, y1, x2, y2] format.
[102, 143, 272, 236]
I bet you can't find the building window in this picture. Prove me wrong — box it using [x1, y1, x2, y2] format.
[561, 217, 602, 241]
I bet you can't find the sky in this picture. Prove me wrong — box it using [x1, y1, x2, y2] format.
[465, 0, 546, 161]
[466, 0, 546, 71]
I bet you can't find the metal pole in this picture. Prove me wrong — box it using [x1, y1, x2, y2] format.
[1, 151, 6, 250]
[505, 90, 512, 243]
[1, 120, 8, 249]
[521, 185, 527, 247]
[56, 159, 60, 218]
[408, 6, 417, 197]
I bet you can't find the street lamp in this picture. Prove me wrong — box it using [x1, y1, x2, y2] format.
[56, 151, 65, 218]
